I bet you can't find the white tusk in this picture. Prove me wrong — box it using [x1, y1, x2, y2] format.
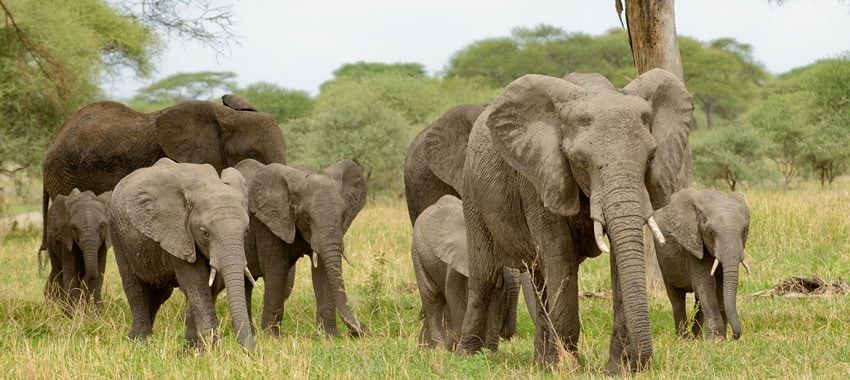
[647, 216, 666, 245]
[244, 267, 257, 286]
[342, 251, 353, 266]
[312, 252, 318, 268]
[741, 259, 751, 274]
[710, 258, 720, 276]
[593, 220, 610, 253]
[208, 268, 217, 287]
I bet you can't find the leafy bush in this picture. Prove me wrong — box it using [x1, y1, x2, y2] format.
[236, 82, 314, 123]
[692, 125, 768, 190]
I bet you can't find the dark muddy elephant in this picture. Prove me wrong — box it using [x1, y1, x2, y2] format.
[108, 158, 255, 349]
[229, 158, 368, 337]
[41, 95, 286, 254]
[412, 195, 535, 350]
[45, 189, 111, 310]
[654, 188, 750, 340]
[448, 70, 692, 374]
[403, 104, 484, 225]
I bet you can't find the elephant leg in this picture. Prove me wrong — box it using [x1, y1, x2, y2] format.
[457, 207, 499, 355]
[691, 296, 704, 338]
[260, 256, 290, 337]
[61, 249, 80, 310]
[530, 268, 556, 364]
[148, 287, 173, 327]
[311, 257, 341, 338]
[44, 256, 64, 303]
[444, 269, 468, 349]
[694, 281, 725, 340]
[174, 259, 219, 349]
[665, 285, 689, 339]
[114, 249, 153, 339]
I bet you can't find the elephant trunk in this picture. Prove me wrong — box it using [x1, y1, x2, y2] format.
[600, 166, 654, 370]
[79, 228, 101, 302]
[318, 242, 365, 336]
[500, 270, 521, 339]
[722, 264, 742, 339]
[219, 243, 256, 350]
[519, 270, 538, 323]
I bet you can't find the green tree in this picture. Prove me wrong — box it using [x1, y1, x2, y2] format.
[801, 109, 850, 186]
[746, 93, 812, 191]
[236, 82, 313, 123]
[692, 126, 766, 190]
[332, 61, 426, 80]
[681, 37, 768, 129]
[132, 71, 237, 104]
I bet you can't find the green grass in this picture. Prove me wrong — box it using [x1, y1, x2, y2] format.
[1, 185, 849, 378]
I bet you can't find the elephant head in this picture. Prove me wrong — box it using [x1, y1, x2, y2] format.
[470, 69, 692, 369]
[116, 158, 255, 349]
[236, 159, 368, 336]
[48, 188, 111, 303]
[656, 188, 750, 339]
[154, 95, 286, 171]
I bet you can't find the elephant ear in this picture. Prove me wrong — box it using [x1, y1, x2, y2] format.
[248, 163, 297, 244]
[324, 159, 368, 232]
[623, 68, 694, 210]
[222, 94, 257, 112]
[117, 164, 200, 263]
[154, 101, 225, 170]
[48, 194, 74, 251]
[423, 195, 469, 277]
[486, 74, 587, 216]
[423, 104, 484, 196]
[658, 188, 703, 259]
[221, 168, 248, 208]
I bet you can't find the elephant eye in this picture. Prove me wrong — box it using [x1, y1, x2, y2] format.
[200, 227, 210, 238]
[641, 112, 652, 125]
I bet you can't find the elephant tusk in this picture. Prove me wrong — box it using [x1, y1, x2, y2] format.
[741, 259, 751, 274]
[208, 268, 217, 287]
[312, 252, 318, 268]
[593, 220, 610, 253]
[342, 251, 353, 267]
[710, 258, 720, 276]
[244, 267, 257, 286]
[647, 216, 666, 245]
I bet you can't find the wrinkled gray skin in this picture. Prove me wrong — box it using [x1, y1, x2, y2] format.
[228, 159, 368, 338]
[654, 188, 750, 340]
[412, 195, 534, 350]
[404, 104, 484, 224]
[453, 70, 693, 374]
[45, 189, 111, 310]
[108, 158, 255, 349]
[40, 95, 285, 258]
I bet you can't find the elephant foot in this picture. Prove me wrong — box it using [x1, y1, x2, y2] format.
[346, 324, 368, 338]
[264, 324, 281, 338]
[128, 328, 152, 341]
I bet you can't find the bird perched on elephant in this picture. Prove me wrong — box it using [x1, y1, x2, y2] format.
[45, 189, 111, 310]
[403, 104, 483, 225]
[411, 195, 536, 350]
[228, 158, 368, 338]
[653, 188, 750, 340]
[108, 158, 256, 350]
[40, 94, 286, 258]
[443, 69, 692, 374]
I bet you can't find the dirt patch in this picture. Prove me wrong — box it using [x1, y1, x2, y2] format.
[748, 276, 850, 298]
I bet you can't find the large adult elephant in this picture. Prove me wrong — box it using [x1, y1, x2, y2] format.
[403, 104, 484, 225]
[446, 70, 692, 374]
[40, 95, 286, 252]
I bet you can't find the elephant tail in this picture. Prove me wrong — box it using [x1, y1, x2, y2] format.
[38, 186, 49, 273]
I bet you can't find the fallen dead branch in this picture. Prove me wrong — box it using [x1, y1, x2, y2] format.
[748, 276, 850, 298]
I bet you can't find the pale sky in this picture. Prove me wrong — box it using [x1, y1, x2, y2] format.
[105, 0, 850, 98]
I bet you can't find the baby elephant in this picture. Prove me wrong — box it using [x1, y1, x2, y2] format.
[412, 195, 534, 350]
[109, 158, 255, 349]
[45, 189, 112, 310]
[653, 188, 751, 340]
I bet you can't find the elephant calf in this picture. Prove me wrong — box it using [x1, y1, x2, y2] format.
[653, 188, 751, 340]
[412, 195, 535, 350]
[109, 158, 255, 349]
[45, 189, 111, 310]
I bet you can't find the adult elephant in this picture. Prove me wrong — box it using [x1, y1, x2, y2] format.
[40, 95, 286, 252]
[403, 104, 484, 225]
[447, 70, 692, 374]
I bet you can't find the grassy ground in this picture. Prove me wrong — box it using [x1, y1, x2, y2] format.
[1, 184, 848, 378]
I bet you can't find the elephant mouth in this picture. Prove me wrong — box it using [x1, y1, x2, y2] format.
[592, 216, 665, 254]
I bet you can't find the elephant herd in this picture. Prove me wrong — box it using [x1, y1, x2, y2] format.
[36, 69, 751, 375]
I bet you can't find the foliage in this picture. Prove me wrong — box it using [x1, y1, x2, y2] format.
[802, 110, 850, 185]
[0, 0, 158, 177]
[746, 93, 812, 191]
[116, 0, 236, 54]
[235, 82, 314, 123]
[132, 71, 237, 104]
[692, 126, 767, 190]
[332, 61, 426, 80]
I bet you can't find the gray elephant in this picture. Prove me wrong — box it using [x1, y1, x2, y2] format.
[446, 70, 692, 374]
[227, 158, 367, 338]
[108, 158, 255, 349]
[412, 195, 535, 349]
[653, 188, 750, 340]
[45, 189, 111, 310]
[403, 104, 484, 225]
[40, 95, 286, 256]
